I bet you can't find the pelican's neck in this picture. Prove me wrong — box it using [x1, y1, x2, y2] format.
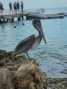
[37, 27, 42, 38]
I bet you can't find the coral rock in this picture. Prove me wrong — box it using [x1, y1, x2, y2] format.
[0, 68, 14, 89]
[14, 60, 47, 89]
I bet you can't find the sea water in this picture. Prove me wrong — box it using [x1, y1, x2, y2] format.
[0, 1, 67, 78]
[0, 17, 67, 78]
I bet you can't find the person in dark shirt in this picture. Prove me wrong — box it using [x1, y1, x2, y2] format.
[13, 2, 17, 10]
[0, 2, 4, 10]
[20, 1, 23, 13]
[9, 2, 12, 11]
[16, 1, 20, 10]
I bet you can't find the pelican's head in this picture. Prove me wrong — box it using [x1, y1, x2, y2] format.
[32, 18, 47, 44]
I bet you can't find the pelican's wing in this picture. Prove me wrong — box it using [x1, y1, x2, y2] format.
[14, 35, 35, 55]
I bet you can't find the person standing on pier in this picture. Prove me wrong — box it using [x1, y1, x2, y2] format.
[16, 1, 20, 11]
[0, 2, 4, 10]
[20, 1, 23, 13]
[9, 2, 12, 11]
[13, 2, 17, 11]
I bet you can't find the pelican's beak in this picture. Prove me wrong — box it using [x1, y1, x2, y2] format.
[41, 27, 47, 44]
[42, 32, 47, 44]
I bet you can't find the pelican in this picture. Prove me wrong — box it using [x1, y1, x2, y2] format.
[13, 18, 47, 59]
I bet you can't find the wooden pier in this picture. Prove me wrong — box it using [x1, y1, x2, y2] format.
[0, 10, 66, 23]
[0, 10, 26, 23]
[26, 12, 65, 20]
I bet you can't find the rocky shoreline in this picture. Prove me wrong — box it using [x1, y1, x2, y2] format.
[47, 78, 67, 89]
[0, 50, 67, 89]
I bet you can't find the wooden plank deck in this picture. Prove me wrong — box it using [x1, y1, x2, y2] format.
[26, 12, 65, 19]
[0, 10, 66, 22]
[0, 10, 27, 19]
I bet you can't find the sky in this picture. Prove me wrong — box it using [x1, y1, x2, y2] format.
[1, 0, 67, 9]
[23, 0, 67, 9]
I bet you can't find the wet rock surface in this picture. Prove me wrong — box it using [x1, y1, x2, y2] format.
[0, 50, 67, 89]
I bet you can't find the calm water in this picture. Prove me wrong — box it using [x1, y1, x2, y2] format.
[0, 17, 67, 78]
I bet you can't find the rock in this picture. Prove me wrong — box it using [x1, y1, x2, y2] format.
[0, 68, 14, 89]
[14, 60, 47, 89]
[13, 54, 29, 63]
[5, 54, 30, 71]
[47, 78, 67, 89]
[0, 50, 8, 58]
[0, 50, 29, 67]
[0, 50, 12, 66]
